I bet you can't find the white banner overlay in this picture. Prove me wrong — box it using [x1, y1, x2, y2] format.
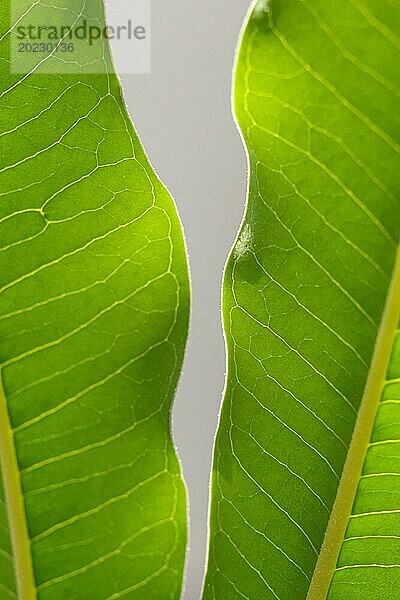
[10, 0, 151, 74]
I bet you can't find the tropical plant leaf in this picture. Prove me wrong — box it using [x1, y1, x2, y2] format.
[0, 2, 189, 599]
[203, 1, 400, 598]
[327, 326, 400, 598]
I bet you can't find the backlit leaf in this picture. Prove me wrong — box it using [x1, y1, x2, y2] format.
[203, 1, 400, 598]
[0, 2, 190, 598]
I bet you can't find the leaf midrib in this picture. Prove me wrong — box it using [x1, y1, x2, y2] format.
[307, 244, 400, 600]
[0, 373, 36, 600]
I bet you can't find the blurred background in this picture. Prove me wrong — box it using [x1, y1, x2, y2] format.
[118, 2, 250, 597]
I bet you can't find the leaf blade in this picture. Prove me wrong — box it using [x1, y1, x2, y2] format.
[203, 1, 400, 598]
[0, 2, 190, 598]
[327, 323, 400, 599]
[0, 474, 17, 600]
[308, 248, 400, 599]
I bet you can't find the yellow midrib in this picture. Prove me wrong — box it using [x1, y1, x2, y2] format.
[307, 244, 400, 600]
[0, 373, 36, 600]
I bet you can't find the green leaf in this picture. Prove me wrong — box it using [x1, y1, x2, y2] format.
[328, 329, 400, 598]
[203, 1, 400, 598]
[0, 475, 16, 599]
[0, 2, 190, 599]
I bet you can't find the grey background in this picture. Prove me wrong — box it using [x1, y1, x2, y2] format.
[119, 2, 249, 598]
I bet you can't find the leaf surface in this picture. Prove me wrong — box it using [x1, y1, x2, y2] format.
[328, 326, 400, 598]
[0, 475, 16, 599]
[203, 1, 400, 598]
[0, 2, 190, 599]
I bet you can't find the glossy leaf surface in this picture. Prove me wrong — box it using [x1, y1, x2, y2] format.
[329, 325, 400, 598]
[203, 1, 400, 598]
[0, 2, 190, 598]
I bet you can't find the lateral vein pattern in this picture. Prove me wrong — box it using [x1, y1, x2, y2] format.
[0, 1, 189, 599]
[203, 1, 400, 599]
[328, 325, 400, 598]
